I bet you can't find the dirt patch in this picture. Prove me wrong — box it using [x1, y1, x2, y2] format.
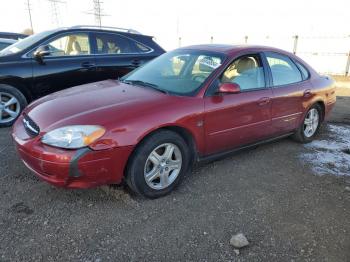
[329, 97, 350, 124]
[331, 75, 350, 96]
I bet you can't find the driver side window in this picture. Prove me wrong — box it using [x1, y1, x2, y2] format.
[221, 55, 265, 91]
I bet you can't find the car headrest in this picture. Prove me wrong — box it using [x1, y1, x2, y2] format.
[236, 57, 256, 74]
[72, 41, 81, 52]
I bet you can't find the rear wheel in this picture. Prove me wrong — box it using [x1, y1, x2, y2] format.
[292, 104, 322, 143]
[126, 130, 190, 198]
[0, 84, 27, 127]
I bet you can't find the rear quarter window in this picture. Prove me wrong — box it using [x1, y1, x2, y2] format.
[95, 33, 152, 54]
[135, 42, 151, 53]
[295, 61, 310, 80]
[95, 33, 136, 54]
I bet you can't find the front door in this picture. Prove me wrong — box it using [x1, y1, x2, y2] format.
[204, 54, 273, 155]
[31, 32, 97, 98]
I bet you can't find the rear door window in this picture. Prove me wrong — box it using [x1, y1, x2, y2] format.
[265, 52, 302, 86]
[94, 33, 141, 54]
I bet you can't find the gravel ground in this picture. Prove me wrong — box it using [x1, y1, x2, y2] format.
[0, 99, 349, 262]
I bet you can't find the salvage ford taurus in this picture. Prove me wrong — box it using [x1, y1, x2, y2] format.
[12, 45, 336, 198]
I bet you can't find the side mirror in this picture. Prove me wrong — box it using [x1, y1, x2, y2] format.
[218, 82, 241, 94]
[33, 45, 51, 59]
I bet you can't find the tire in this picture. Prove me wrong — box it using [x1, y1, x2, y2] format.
[0, 84, 27, 127]
[292, 103, 322, 143]
[125, 130, 191, 198]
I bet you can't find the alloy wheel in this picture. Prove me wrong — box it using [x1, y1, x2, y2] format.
[303, 108, 319, 138]
[0, 92, 21, 124]
[144, 143, 182, 190]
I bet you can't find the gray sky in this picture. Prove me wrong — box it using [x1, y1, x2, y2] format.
[0, 0, 349, 50]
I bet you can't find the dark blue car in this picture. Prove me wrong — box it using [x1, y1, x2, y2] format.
[0, 38, 16, 50]
[0, 26, 165, 126]
[0, 32, 28, 40]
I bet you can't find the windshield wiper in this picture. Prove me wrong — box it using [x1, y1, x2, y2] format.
[121, 80, 168, 94]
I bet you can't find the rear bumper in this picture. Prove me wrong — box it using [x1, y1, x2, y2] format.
[12, 117, 134, 188]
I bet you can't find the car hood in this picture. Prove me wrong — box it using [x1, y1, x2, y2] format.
[25, 79, 167, 131]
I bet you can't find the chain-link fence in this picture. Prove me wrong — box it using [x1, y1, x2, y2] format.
[177, 35, 350, 76]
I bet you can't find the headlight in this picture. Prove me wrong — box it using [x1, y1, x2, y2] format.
[41, 125, 105, 149]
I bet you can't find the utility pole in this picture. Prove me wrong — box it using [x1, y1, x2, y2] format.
[85, 0, 108, 27]
[293, 35, 299, 54]
[346, 51, 350, 76]
[93, 0, 102, 27]
[25, 0, 34, 32]
[47, 0, 66, 27]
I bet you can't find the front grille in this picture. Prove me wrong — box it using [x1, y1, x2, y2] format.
[22, 113, 40, 137]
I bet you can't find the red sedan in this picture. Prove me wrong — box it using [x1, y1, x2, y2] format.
[12, 45, 336, 198]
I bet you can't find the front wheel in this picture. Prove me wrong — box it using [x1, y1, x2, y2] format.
[125, 130, 191, 198]
[292, 104, 322, 143]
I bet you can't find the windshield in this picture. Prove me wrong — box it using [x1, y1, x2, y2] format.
[121, 50, 225, 96]
[0, 30, 53, 56]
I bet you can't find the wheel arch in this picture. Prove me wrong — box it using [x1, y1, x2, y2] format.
[305, 100, 325, 122]
[314, 100, 325, 122]
[297, 99, 326, 130]
[293, 99, 325, 143]
[123, 125, 198, 180]
[160, 125, 198, 159]
[0, 77, 33, 102]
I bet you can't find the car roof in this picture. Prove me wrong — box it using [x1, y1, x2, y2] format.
[0, 32, 28, 37]
[46, 26, 151, 38]
[180, 44, 292, 56]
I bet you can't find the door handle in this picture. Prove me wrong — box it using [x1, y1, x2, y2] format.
[131, 59, 140, 66]
[303, 89, 312, 98]
[258, 97, 270, 106]
[81, 62, 96, 68]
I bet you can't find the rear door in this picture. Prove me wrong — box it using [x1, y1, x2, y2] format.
[31, 32, 97, 97]
[91, 32, 155, 81]
[204, 53, 273, 155]
[263, 52, 306, 135]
